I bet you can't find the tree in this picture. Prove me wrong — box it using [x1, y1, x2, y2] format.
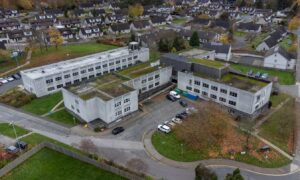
[220, 34, 229, 44]
[0, 0, 11, 8]
[225, 168, 244, 180]
[288, 16, 300, 30]
[173, 36, 186, 51]
[195, 163, 217, 180]
[128, 3, 144, 18]
[48, 27, 64, 49]
[189, 31, 200, 47]
[130, 33, 136, 42]
[159, 38, 172, 52]
[16, 0, 33, 10]
[254, 0, 263, 9]
[220, 12, 229, 21]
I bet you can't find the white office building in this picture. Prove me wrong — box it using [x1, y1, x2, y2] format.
[21, 43, 149, 97]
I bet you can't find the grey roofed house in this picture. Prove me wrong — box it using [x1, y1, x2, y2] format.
[110, 23, 130, 32]
[264, 36, 278, 49]
[202, 42, 230, 54]
[92, 9, 106, 17]
[265, 46, 296, 60]
[150, 16, 166, 24]
[237, 22, 261, 31]
[179, 29, 217, 43]
[213, 19, 230, 29]
[132, 20, 150, 29]
[191, 18, 210, 26]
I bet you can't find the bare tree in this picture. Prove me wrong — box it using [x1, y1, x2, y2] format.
[126, 158, 148, 173]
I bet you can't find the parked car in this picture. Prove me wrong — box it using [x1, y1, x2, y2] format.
[0, 78, 8, 84]
[15, 141, 28, 150]
[158, 124, 171, 133]
[12, 74, 21, 80]
[175, 114, 185, 119]
[261, 73, 268, 79]
[259, 145, 271, 152]
[169, 91, 180, 99]
[166, 94, 177, 102]
[247, 70, 254, 76]
[179, 100, 188, 107]
[6, 76, 14, 82]
[255, 72, 261, 78]
[6, 146, 19, 154]
[111, 127, 124, 135]
[172, 117, 182, 124]
[164, 120, 176, 128]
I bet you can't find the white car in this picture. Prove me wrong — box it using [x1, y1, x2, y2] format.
[169, 91, 180, 99]
[172, 117, 182, 124]
[158, 124, 171, 133]
[0, 78, 8, 84]
[6, 77, 14, 82]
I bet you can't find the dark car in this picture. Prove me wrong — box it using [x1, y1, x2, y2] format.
[6, 146, 19, 154]
[166, 94, 176, 102]
[112, 127, 124, 135]
[176, 114, 186, 119]
[12, 74, 21, 80]
[179, 100, 188, 107]
[15, 141, 28, 150]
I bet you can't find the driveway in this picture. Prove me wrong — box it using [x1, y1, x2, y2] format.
[0, 79, 22, 94]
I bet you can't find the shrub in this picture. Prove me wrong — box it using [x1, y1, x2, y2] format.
[0, 89, 34, 108]
[195, 163, 217, 180]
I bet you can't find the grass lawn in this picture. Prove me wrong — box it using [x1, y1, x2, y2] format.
[190, 59, 225, 69]
[279, 34, 293, 51]
[249, 33, 269, 49]
[172, 17, 187, 25]
[230, 64, 295, 85]
[1, 148, 126, 180]
[0, 123, 30, 138]
[149, 50, 161, 62]
[270, 93, 290, 108]
[0, 50, 26, 74]
[152, 131, 291, 168]
[259, 99, 296, 154]
[234, 31, 248, 37]
[47, 109, 80, 126]
[21, 92, 62, 115]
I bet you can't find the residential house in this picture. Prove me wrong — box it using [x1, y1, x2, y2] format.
[0, 19, 20, 31]
[130, 20, 151, 31]
[79, 26, 102, 39]
[264, 46, 296, 70]
[44, 9, 64, 18]
[30, 19, 54, 30]
[213, 19, 230, 30]
[59, 18, 81, 28]
[108, 23, 130, 34]
[59, 28, 77, 40]
[201, 42, 232, 61]
[150, 16, 167, 26]
[256, 28, 287, 52]
[237, 22, 261, 33]
[85, 17, 102, 26]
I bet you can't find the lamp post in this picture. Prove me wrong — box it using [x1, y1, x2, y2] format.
[181, 143, 183, 156]
[9, 121, 18, 140]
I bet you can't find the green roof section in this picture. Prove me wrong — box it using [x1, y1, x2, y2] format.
[221, 73, 268, 92]
[67, 74, 134, 101]
[118, 62, 160, 78]
[190, 59, 226, 69]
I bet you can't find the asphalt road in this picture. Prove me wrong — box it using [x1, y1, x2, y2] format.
[0, 79, 22, 94]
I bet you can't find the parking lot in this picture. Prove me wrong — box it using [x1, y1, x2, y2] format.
[102, 91, 188, 141]
[0, 79, 22, 94]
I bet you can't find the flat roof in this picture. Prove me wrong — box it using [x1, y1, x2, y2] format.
[189, 59, 226, 69]
[21, 47, 147, 79]
[194, 72, 268, 92]
[67, 74, 134, 101]
[118, 62, 161, 78]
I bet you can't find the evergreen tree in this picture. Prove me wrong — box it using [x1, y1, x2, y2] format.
[195, 164, 217, 180]
[189, 31, 200, 47]
[225, 168, 244, 180]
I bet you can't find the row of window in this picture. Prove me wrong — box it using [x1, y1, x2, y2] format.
[190, 81, 238, 98]
[114, 98, 131, 108]
[141, 82, 160, 92]
[141, 74, 160, 84]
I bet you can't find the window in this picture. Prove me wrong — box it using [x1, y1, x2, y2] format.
[142, 79, 147, 83]
[194, 80, 201, 85]
[148, 77, 153, 81]
[230, 91, 238, 97]
[202, 91, 208, 96]
[186, 86, 192, 90]
[46, 79, 53, 84]
[124, 106, 130, 112]
[74, 79, 80, 83]
[219, 97, 226, 102]
[115, 101, 121, 107]
[115, 110, 122, 116]
[211, 86, 218, 91]
[116, 67, 121, 70]
[103, 64, 108, 68]
[76, 109, 80, 113]
[128, 57, 132, 60]
[142, 87, 147, 91]
[124, 98, 130, 103]
[229, 100, 236, 106]
[155, 82, 159, 86]
[71, 105, 74, 109]
[75, 100, 79, 104]
[116, 60, 120, 64]
[96, 72, 102, 76]
[210, 94, 217, 99]
[122, 59, 126, 62]
[95, 66, 101, 70]
[220, 89, 227, 94]
[89, 75, 95, 78]
[81, 70, 86, 74]
[109, 62, 114, 66]
[57, 84, 63, 88]
[155, 74, 160, 79]
[88, 68, 94, 72]
[65, 82, 72, 86]
[133, 55, 138, 59]
[202, 83, 209, 88]
[64, 74, 70, 78]
[149, 84, 154, 89]
[47, 87, 55, 91]
[256, 95, 261, 102]
[73, 72, 79, 76]
[194, 88, 200, 93]
[122, 65, 127, 68]
[55, 77, 62, 81]
[82, 77, 88, 81]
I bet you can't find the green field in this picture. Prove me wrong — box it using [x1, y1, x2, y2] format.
[21, 92, 62, 115]
[270, 93, 290, 108]
[190, 59, 225, 68]
[259, 99, 296, 154]
[1, 148, 126, 180]
[47, 109, 80, 126]
[152, 131, 290, 168]
[0, 123, 30, 138]
[230, 64, 295, 85]
[172, 17, 187, 25]
[249, 33, 269, 49]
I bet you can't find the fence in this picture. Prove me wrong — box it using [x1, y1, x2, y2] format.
[0, 142, 144, 180]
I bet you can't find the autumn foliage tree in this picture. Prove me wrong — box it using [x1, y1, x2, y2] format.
[48, 27, 64, 49]
[16, 0, 33, 10]
[128, 3, 144, 18]
[220, 34, 230, 44]
[174, 102, 232, 150]
[288, 16, 300, 30]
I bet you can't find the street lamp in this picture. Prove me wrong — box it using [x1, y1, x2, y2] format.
[181, 143, 183, 156]
[9, 121, 18, 140]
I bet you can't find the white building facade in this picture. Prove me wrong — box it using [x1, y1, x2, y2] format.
[21, 45, 149, 97]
